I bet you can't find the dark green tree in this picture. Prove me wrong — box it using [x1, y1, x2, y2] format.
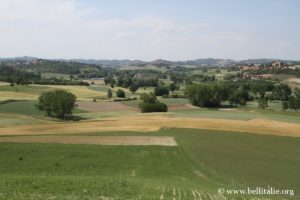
[169, 83, 176, 95]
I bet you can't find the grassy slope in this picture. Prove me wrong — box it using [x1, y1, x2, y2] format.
[0, 101, 86, 118]
[0, 129, 299, 199]
[172, 109, 300, 123]
[0, 101, 44, 116]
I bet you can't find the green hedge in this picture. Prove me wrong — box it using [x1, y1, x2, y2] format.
[139, 102, 168, 113]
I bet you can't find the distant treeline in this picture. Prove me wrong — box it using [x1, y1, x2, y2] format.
[185, 80, 300, 110]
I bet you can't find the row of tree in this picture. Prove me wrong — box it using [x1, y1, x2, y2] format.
[185, 81, 300, 110]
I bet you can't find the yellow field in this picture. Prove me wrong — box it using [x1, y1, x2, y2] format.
[285, 78, 300, 89]
[0, 85, 106, 101]
[0, 81, 9, 86]
[31, 85, 106, 100]
[0, 91, 37, 101]
[1, 115, 299, 137]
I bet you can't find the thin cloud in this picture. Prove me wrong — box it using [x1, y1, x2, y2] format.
[0, 0, 298, 60]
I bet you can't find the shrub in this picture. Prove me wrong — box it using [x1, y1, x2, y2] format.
[139, 102, 168, 113]
[139, 92, 168, 113]
[116, 89, 126, 98]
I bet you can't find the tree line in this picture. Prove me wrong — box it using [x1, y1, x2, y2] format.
[185, 81, 300, 110]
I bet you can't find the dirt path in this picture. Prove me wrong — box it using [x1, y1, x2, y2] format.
[0, 136, 177, 146]
[0, 116, 300, 137]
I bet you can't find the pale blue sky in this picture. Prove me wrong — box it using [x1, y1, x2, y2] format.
[0, 0, 299, 60]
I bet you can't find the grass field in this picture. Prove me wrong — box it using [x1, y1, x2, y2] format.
[0, 128, 298, 199]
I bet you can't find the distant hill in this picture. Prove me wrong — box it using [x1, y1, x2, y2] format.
[61, 59, 146, 67]
[1, 57, 300, 67]
[174, 58, 236, 66]
[0, 56, 38, 62]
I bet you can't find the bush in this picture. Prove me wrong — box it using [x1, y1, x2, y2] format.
[113, 97, 137, 102]
[139, 102, 168, 113]
[116, 89, 126, 98]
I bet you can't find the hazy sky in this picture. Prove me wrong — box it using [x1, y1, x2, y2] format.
[0, 0, 299, 60]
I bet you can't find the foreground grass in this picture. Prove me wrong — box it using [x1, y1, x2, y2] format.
[0, 128, 299, 199]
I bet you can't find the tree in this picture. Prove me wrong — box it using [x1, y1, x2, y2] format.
[129, 84, 139, 94]
[272, 84, 291, 100]
[282, 101, 289, 111]
[154, 86, 169, 96]
[140, 92, 158, 104]
[229, 88, 249, 106]
[258, 97, 268, 109]
[185, 83, 228, 107]
[169, 83, 176, 95]
[116, 89, 125, 98]
[37, 90, 76, 119]
[107, 89, 113, 99]
[288, 88, 300, 110]
[295, 88, 300, 98]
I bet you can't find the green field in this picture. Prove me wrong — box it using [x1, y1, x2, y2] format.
[0, 101, 86, 119]
[0, 101, 44, 116]
[0, 129, 299, 199]
[171, 108, 300, 123]
[0, 85, 54, 95]
[121, 98, 189, 108]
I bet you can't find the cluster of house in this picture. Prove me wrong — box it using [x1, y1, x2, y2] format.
[242, 73, 263, 80]
[237, 61, 294, 80]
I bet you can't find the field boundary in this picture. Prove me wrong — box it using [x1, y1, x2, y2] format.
[0, 136, 178, 146]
